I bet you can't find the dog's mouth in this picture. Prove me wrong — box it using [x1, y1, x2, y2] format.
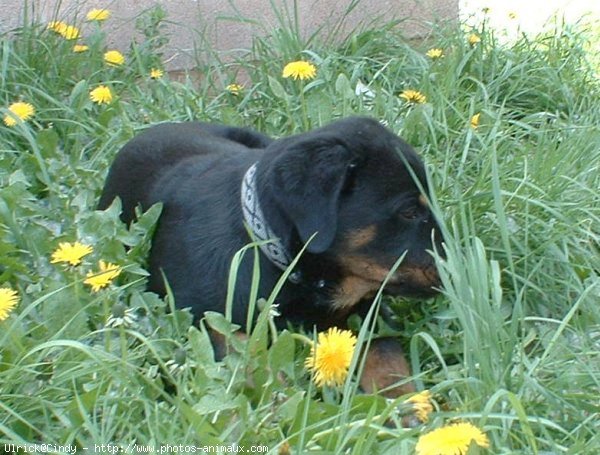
[383, 265, 441, 298]
[332, 255, 441, 310]
[384, 280, 440, 299]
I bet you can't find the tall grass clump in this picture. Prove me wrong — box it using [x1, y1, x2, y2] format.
[1, 1, 598, 453]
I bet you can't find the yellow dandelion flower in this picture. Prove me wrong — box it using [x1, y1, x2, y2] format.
[104, 50, 125, 66]
[3, 102, 35, 127]
[226, 83, 244, 95]
[48, 21, 81, 40]
[50, 242, 93, 266]
[47, 21, 67, 33]
[405, 390, 434, 423]
[399, 89, 427, 104]
[90, 85, 113, 105]
[0, 288, 19, 321]
[87, 8, 111, 22]
[150, 68, 164, 79]
[84, 261, 122, 292]
[468, 33, 482, 46]
[282, 60, 317, 81]
[470, 113, 481, 129]
[426, 48, 444, 59]
[73, 44, 89, 53]
[62, 24, 81, 40]
[416, 422, 490, 455]
[305, 327, 357, 388]
[508, 12, 518, 20]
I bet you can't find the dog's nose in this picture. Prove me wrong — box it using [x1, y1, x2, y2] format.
[387, 261, 442, 298]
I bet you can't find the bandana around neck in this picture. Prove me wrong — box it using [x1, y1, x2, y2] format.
[240, 163, 292, 271]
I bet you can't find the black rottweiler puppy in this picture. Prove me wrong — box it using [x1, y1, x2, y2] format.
[99, 117, 442, 397]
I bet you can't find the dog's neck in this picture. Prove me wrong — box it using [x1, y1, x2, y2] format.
[240, 162, 336, 297]
[240, 162, 294, 272]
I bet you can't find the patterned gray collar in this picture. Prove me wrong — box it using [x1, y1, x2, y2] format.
[241, 163, 292, 271]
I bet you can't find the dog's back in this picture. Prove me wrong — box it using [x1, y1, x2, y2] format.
[98, 122, 272, 223]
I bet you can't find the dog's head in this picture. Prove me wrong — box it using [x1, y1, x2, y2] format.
[258, 117, 443, 311]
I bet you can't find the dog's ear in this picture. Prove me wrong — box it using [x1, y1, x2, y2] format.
[269, 137, 355, 253]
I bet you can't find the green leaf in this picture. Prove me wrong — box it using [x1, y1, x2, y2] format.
[36, 128, 60, 159]
[188, 325, 216, 364]
[268, 330, 296, 378]
[204, 311, 240, 335]
[277, 391, 305, 423]
[268, 75, 288, 99]
[194, 391, 239, 414]
[335, 73, 354, 99]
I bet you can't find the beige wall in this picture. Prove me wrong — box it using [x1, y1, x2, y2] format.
[2, 0, 458, 70]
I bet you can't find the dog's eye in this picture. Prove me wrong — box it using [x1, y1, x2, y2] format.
[399, 207, 419, 220]
[397, 202, 422, 220]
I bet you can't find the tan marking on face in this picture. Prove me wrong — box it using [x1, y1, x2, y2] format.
[345, 225, 377, 250]
[397, 264, 441, 289]
[332, 255, 440, 309]
[332, 275, 379, 310]
[331, 255, 393, 310]
[338, 255, 391, 283]
[418, 194, 428, 208]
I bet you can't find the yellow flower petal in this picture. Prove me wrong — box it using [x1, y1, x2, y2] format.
[90, 85, 113, 105]
[73, 44, 89, 53]
[87, 8, 111, 22]
[416, 422, 490, 455]
[426, 48, 444, 59]
[48, 21, 80, 40]
[305, 327, 357, 388]
[150, 68, 164, 79]
[405, 390, 434, 422]
[0, 288, 19, 321]
[470, 113, 481, 129]
[226, 83, 244, 95]
[468, 33, 482, 45]
[50, 242, 93, 266]
[3, 102, 35, 127]
[47, 21, 80, 40]
[104, 50, 125, 66]
[399, 89, 427, 104]
[282, 60, 317, 81]
[47, 21, 67, 33]
[62, 25, 81, 40]
[84, 261, 122, 292]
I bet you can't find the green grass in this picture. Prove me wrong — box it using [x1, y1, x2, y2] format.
[1, 3, 599, 453]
